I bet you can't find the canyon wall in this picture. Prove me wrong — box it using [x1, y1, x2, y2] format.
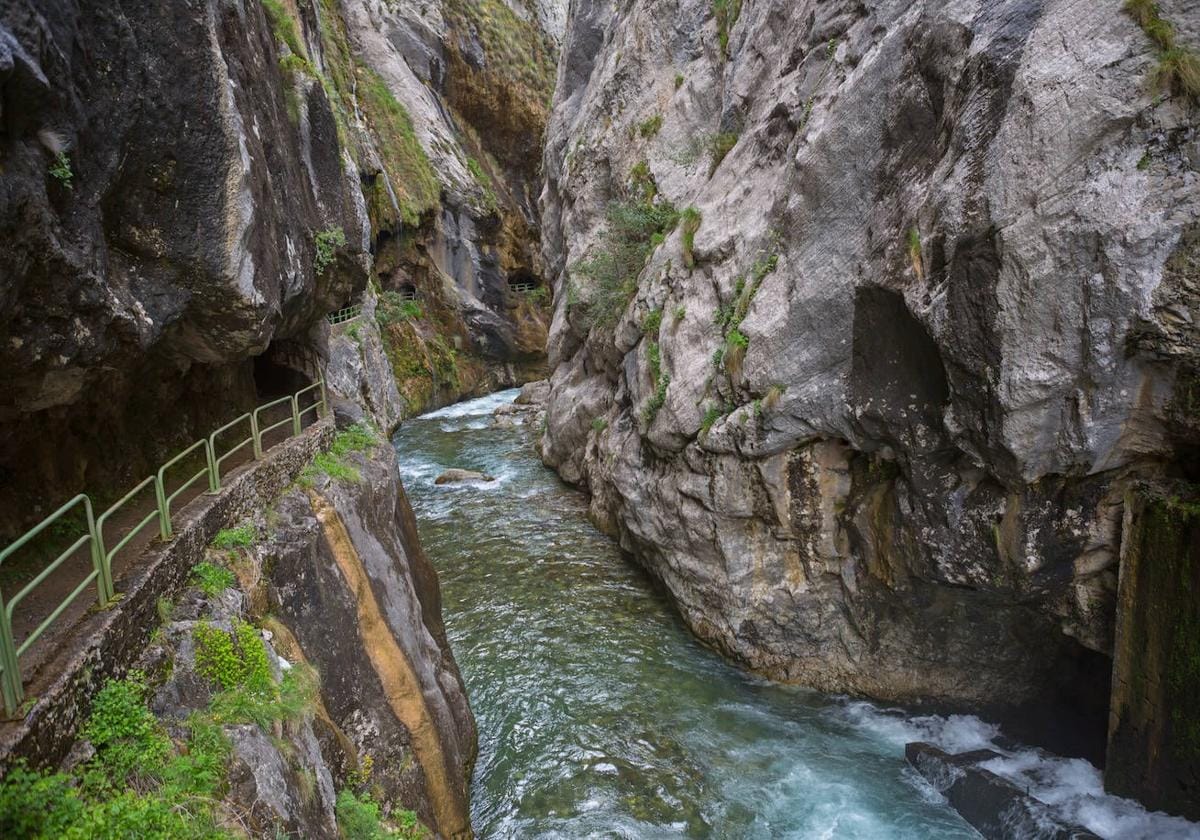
[0, 0, 561, 536]
[539, 0, 1200, 774]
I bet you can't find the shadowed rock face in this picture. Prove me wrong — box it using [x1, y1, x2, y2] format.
[0, 0, 368, 534]
[0, 0, 565, 535]
[539, 0, 1200, 763]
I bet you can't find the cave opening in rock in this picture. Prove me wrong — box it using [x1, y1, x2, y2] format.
[850, 285, 949, 421]
[253, 342, 314, 400]
[397, 283, 418, 301]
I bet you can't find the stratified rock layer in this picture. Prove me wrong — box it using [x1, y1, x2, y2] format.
[539, 0, 1200, 764]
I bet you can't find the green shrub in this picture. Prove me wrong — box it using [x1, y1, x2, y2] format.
[675, 72, 685, 89]
[713, 0, 743, 57]
[48, 152, 73, 189]
[681, 207, 702, 268]
[314, 226, 347, 275]
[700, 403, 731, 435]
[377, 291, 424, 325]
[1153, 47, 1200, 100]
[192, 562, 236, 597]
[301, 423, 376, 486]
[638, 114, 664, 138]
[591, 417, 608, 432]
[642, 341, 670, 424]
[212, 524, 256, 550]
[673, 305, 687, 322]
[337, 789, 426, 839]
[571, 199, 680, 329]
[331, 423, 378, 456]
[194, 619, 274, 694]
[0, 668, 238, 839]
[643, 307, 664, 335]
[83, 671, 172, 785]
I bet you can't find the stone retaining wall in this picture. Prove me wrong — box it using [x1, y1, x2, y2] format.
[0, 419, 334, 771]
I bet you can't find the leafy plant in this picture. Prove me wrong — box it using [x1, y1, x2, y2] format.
[673, 305, 687, 322]
[194, 619, 274, 694]
[314, 226, 347, 275]
[642, 341, 670, 424]
[337, 789, 426, 839]
[192, 562, 236, 597]
[643, 307, 664, 335]
[377, 291, 424, 326]
[700, 403, 731, 435]
[212, 524, 256, 550]
[571, 199, 680, 329]
[724, 328, 749, 376]
[300, 423, 377, 486]
[675, 72, 685, 89]
[48, 152, 73, 189]
[591, 417, 608, 432]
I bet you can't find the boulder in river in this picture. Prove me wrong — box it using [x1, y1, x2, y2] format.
[435, 469, 496, 485]
[905, 742, 1100, 840]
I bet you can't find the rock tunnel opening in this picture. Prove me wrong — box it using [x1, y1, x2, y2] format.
[507, 272, 540, 294]
[253, 341, 315, 400]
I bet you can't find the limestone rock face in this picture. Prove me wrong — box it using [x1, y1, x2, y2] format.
[263, 441, 476, 838]
[539, 0, 1200, 760]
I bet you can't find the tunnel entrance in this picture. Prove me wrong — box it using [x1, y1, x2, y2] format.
[397, 283, 418, 301]
[253, 351, 310, 399]
[507, 272, 539, 294]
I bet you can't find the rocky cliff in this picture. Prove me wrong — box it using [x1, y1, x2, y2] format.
[539, 0, 1200, 770]
[0, 0, 561, 536]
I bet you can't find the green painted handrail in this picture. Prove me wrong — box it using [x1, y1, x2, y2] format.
[0, 378, 327, 714]
[326, 304, 362, 325]
[209, 412, 255, 493]
[95, 475, 160, 588]
[0, 494, 102, 713]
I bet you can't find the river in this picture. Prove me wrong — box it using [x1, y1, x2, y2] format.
[392, 390, 1198, 840]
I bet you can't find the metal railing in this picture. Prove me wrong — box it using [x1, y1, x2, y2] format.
[0, 379, 327, 715]
[326, 304, 363, 325]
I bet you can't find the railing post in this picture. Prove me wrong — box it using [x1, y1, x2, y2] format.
[318, 379, 328, 419]
[291, 395, 302, 437]
[86, 498, 114, 605]
[0, 598, 23, 716]
[155, 473, 172, 541]
[204, 440, 219, 495]
[251, 413, 262, 459]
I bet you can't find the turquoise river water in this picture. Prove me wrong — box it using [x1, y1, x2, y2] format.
[392, 390, 1199, 840]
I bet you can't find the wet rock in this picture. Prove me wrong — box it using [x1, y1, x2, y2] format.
[905, 743, 1101, 840]
[435, 469, 496, 485]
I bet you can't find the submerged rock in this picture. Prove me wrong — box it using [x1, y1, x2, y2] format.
[435, 469, 496, 485]
[905, 743, 1100, 840]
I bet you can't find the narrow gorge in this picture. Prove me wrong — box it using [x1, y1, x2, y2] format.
[0, 0, 1198, 838]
